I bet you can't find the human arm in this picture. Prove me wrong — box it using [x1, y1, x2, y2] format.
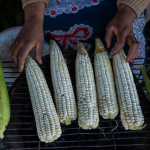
[21, 0, 49, 9]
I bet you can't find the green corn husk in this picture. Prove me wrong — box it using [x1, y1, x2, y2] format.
[148, 67, 150, 80]
[140, 66, 150, 101]
[0, 57, 10, 139]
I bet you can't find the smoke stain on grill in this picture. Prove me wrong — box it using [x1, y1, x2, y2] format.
[2, 52, 150, 150]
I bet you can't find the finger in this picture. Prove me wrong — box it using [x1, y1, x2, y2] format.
[9, 39, 21, 54]
[133, 37, 140, 60]
[105, 26, 114, 48]
[112, 33, 125, 55]
[17, 43, 33, 72]
[35, 40, 44, 64]
[9, 42, 16, 55]
[126, 35, 137, 63]
[10, 42, 22, 66]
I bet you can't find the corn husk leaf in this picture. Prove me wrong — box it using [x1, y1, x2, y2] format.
[0, 57, 10, 139]
[148, 67, 150, 80]
[140, 66, 150, 101]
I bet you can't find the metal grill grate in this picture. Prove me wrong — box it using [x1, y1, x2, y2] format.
[1, 51, 150, 150]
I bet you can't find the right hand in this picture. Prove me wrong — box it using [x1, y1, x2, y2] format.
[9, 2, 45, 72]
[105, 4, 140, 63]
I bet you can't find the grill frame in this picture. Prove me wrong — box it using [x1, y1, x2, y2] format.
[1, 50, 150, 150]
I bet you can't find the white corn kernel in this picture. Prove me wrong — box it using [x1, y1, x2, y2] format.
[94, 38, 119, 119]
[50, 40, 77, 125]
[25, 55, 61, 143]
[76, 42, 99, 129]
[113, 49, 144, 130]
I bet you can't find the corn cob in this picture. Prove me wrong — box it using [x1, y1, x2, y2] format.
[76, 42, 99, 129]
[0, 58, 10, 139]
[25, 55, 61, 143]
[94, 38, 119, 119]
[49, 39, 77, 125]
[113, 49, 144, 130]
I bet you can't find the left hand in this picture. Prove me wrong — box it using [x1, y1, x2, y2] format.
[105, 4, 140, 63]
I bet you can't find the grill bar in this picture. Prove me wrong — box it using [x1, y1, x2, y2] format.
[4, 130, 150, 137]
[3, 136, 150, 143]
[1, 144, 150, 150]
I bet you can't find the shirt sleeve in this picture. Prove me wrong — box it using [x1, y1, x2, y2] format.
[117, 0, 150, 18]
[21, 0, 50, 9]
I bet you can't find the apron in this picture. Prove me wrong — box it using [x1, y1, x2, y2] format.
[43, 0, 146, 82]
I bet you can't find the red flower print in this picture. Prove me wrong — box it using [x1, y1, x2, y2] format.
[55, 0, 60, 4]
[136, 53, 141, 58]
[93, 0, 97, 3]
[132, 66, 138, 71]
[51, 10, 56, 15]
[72, 7, 77, 11]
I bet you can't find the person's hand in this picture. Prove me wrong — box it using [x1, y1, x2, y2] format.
[9, 2, 45, 72]
[9, 18, 44, 72]
[105, 4, 140, 63]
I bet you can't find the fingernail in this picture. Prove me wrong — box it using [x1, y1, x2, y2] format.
[106, 44, 108, 48]
[113, 54, 116, 56]
[127, 59, 131, 63]
[19, 69, 22, 72]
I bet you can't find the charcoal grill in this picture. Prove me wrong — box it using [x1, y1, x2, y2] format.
[1, 50, 150, 150]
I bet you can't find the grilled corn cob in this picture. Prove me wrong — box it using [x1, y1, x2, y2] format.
[0, 58, 10, 139]
[94, 38, 119, 119]
[25, 55, 61, 142]
[50, 39, 77, 125]
[113, 49, 144, 130]
[76, 42, 99, 129]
